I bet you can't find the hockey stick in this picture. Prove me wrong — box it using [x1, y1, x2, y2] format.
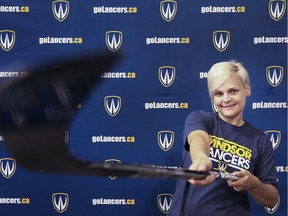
[0, 53, 237, 180]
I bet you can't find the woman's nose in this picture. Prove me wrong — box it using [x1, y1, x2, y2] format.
[223, 94, 231, 103]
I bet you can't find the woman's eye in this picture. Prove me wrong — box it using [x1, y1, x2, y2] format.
[214, 92, 222, 96]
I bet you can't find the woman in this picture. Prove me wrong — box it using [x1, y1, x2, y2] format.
[167, 61, 278, 216]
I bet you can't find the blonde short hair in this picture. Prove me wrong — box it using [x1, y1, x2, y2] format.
[207, 60, 250, 98]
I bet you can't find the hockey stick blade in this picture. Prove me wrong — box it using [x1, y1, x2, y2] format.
[0, 53, 235, 181]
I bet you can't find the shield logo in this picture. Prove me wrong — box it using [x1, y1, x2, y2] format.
[264, 195, 280, 214]
[266, 66, 284, 87]
[213, 30, 230, 52]
[52, 193, 69, 213]
[265, 130, 281, 150]
[0, 30, 16, 51]
[52, 0, 69, 22]
[158, 130, 174, 151]
[157, 194, 173, 214]
[106, 31, 123, 52]
[105, 159, 121, 180]
[269, 0, 286, 21]
[0, 158, 16, 178]
[159, 66, 176, 87]
[104, 96, 121, 116]
[160, 0, 177, 22]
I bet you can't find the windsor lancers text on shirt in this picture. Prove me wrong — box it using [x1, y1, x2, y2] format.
[209, 135, 252, 170]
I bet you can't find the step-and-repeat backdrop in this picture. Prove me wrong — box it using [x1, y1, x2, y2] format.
[0, 1, 287, 215]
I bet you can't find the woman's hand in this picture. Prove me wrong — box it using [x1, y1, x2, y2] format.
[187, 154, 216, 186]
[227, 170, 258, 191]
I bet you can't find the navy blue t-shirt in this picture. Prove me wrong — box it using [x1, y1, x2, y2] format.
[167, 110, 278, 216]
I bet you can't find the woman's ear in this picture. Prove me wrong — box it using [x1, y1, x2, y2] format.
[246, 84, 251, 96]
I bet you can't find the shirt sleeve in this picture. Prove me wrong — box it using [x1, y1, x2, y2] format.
[183, 110, 212, 151]
[254, 135, 278, 189]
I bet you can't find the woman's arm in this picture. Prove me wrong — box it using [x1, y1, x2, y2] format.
[187, 130, 216, 186]
[228, 170, 279, 208]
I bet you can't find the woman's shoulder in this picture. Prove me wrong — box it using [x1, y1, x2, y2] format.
[189, 110, 215, 117]
[187, 110, 216, 121]
[185, 110, 216, 127]
[244, 121, 265, 135]
[243, 121, 270, 144]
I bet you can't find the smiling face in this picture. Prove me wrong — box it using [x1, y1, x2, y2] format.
[207, 61, 251, 126]
[212, 74, 250, 126]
